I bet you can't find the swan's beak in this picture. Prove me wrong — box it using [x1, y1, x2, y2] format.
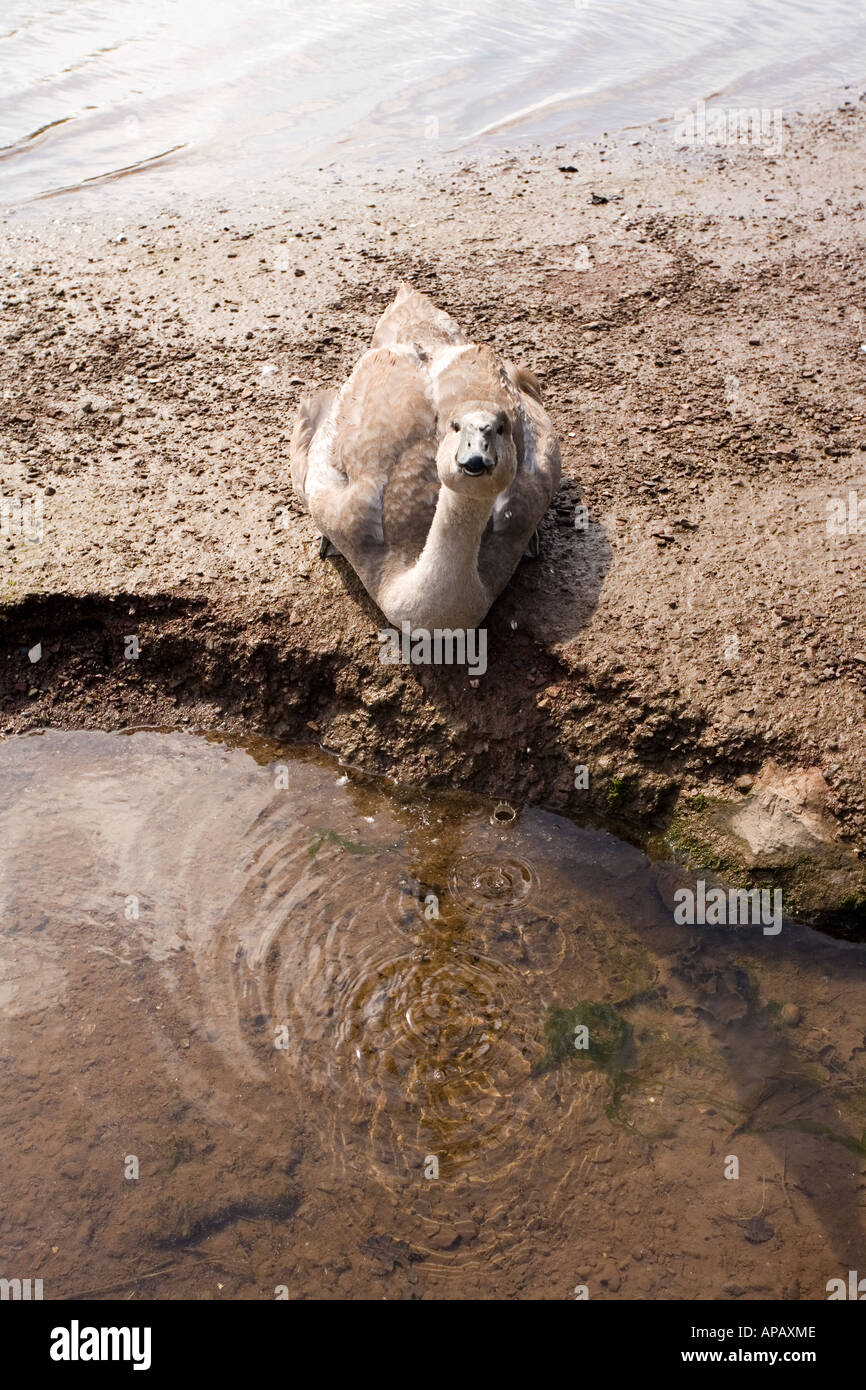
[456, 424, 494, 476]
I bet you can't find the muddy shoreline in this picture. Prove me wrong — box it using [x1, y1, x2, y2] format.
[2, 99, 866, 929]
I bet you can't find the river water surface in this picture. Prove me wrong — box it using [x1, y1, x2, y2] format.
[2, 729, 866, 1299]
[2, 0, 865, 210]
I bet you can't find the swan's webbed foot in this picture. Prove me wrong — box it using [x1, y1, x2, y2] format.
[318, 534, 341, 559]
[523, 529, 540, 561]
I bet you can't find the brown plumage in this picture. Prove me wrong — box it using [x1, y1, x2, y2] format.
[291, 284, 561, 629]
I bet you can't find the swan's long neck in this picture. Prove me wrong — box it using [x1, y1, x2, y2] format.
[382, 485, 493, 629]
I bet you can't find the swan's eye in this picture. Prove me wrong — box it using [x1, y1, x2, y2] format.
[451, 421, 460, 432]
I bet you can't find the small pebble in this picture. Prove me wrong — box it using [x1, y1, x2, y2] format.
[780, 1003, 801, 1027]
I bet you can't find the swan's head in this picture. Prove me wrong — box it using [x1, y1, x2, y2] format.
[436, 403, 518, 499]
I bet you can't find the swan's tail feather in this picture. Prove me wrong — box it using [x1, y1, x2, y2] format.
[370, 283, 466, 350]
[508, 363, 544, 404]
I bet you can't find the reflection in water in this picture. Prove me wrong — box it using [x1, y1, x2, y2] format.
[1, 729, 866, 1298]
[1, 0, 864, 207]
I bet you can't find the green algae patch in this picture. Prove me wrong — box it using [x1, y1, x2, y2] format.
[307, 829, 379, 860]
[606, 775, 634, 809]
[535, 1001, 631, 1076]
[649, 794, 753, 883]
[748, 1118, 866, 1156]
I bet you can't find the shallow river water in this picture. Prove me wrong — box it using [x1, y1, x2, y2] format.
[2, 0, 865, 209]
[1, 729, 866, 1299]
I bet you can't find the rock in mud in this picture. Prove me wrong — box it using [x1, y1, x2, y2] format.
[663, 761, 866, 930]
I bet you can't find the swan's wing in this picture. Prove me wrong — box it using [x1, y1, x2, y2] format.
[371, 283, 468, 352]
[380, 437, 440, 568]
[297, 346, 439, 577]
[478, 367, 562, 596]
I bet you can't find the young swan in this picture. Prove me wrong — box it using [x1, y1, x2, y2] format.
[378, 403, 518, 630]
[291, 284, 561, 631]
